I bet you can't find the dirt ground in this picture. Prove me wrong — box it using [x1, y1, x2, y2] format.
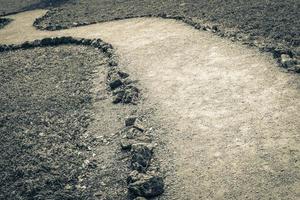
[31, 1, 300, 56]
[0, 1, 299, 200]
[1, 10, 299, 199]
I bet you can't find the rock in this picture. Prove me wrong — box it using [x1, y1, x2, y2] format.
[80, 39, 92, 45]
[101, 44, 112, 52]
[21, 41, 33, 49]
[132, 119, 144, 132]
[117, 71, 129, 79]
[112, 88, 125, 104]
[109, 59, 118, 67]
[131, 143, 152, 172]
[122, 87, 139, 104]
[280, 54, 297, 69]
[40, 38, 54, 46]
[112, 93, 123, 104]
[133, 197, 147, 200]
[120, 139, 134, 150]
[60, 36, 75, 44]
[128, 171, 164, 198]
[288, 64, 300, 73]
[123, 78, 134, 85]
[109, 78, 123, 90]
[125, 116, 138, 126]
[124, 127, 143, 139]
[125, 117, 144, 132]
[111, 86, 139, 104]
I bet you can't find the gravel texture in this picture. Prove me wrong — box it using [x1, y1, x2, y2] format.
[0, 0, 69, 16]
[0, 45, 108, 199]
[32, 0, 300, 63]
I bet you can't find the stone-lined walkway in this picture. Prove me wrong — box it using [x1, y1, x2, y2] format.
[1, 10, 299, 199]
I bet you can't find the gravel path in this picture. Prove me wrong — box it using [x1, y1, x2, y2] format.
[1, 10, 299, 200]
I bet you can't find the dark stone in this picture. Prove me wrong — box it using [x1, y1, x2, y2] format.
[102, 44, 112, 52]
[125, 117, 144, 131]
[81, 39, 92, 45]
[21, 41, 33, 49]
[112, 94, 123, 104]
[112, 89, 125, 104]
[109, 59, 118, 66]
[91, 39, 102, 47]
[123, 78, 134, 85]
[124, 127, 143, 139]
[120, 139, 134, 150]
[40, 38, 54, 46]
[49, 37, 60, 45]
[0, 45, 5, 52]
[128, 172, 164, 198]
[125, 117, 137, 127]
[122, 86, 139, 104]
[109, 79, 123, 90]
[131, 144, 152, 172]
[133, 197, 147, 200]
[60, 36, 75, 44]
[117, 71, 129, 79]
[31, 40, 41, 46]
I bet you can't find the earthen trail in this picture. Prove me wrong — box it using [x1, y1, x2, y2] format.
[1, 10, 299, 199]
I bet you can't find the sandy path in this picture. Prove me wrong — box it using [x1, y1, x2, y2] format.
[1, 10, 300, 200]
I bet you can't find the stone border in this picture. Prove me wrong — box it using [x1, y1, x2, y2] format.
[0, 36, 166, 199]
[33, 13, 300, 73]
[0, 18, 12, 29]
[119, 116, 165, 199]
[0, 36, 140, 105]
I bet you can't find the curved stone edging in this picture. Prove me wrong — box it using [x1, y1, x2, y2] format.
[0, 36, 140, 105]
[33, 12, 299, 73]
[0, 36, 164, 199]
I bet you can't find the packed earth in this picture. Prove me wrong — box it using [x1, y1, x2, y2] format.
[0, 1, 299, 200]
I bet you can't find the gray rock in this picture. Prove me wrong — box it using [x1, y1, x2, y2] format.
[40, 38, 54, 46]
[125, 116, 138, 126]
[280, 54, 297, 69]
[117, 71, 130, 79]
[125, 117, 144, 132]
[111, 86, 139, 104]
[133, 197, 147, 200]
[131, 143, 152, 172]
[128, 171, 164, 198]
[120, 139, 134, 150]
[124, 127, 143, 139]
[109, 59, 118, 67]
[112, 94, 123, 104]
[109, 78, 123, 90]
